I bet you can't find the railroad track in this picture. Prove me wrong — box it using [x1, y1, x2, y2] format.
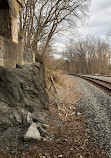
[72, 74, 111, 95]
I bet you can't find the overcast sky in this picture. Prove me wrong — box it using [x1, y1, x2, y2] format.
[79, 0, 111, 37]
[54, 0, 111, 52]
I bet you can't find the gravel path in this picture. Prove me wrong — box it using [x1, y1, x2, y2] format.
[69, 75, 111, 158]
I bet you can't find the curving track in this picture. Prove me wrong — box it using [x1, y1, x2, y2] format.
[73, 74, 111, 95]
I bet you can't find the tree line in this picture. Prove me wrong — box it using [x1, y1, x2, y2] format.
[64, 36, 111, 75]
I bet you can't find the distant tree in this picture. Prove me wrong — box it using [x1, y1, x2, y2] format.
[64, 36, 111, 74]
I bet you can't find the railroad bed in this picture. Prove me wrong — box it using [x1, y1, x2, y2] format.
[81, 75, 111, 83]
[73, 74, 111, 95]
[69, 75, 111, 158]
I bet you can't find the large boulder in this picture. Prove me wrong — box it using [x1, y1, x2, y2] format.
[0, 62, 49, 151]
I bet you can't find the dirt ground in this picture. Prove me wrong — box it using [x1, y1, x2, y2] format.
[1, 75, 108, 158]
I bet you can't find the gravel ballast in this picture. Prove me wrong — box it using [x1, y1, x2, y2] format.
[70, 75, 111, 158]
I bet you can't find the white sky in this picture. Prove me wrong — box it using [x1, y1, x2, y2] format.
[79, 0, 111, 37]
[54, 0, 111, 52]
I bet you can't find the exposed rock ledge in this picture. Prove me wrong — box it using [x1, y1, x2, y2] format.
[0, 62, 49, 152]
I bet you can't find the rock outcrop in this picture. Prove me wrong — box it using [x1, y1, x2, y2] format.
[0, 62, 48, 152]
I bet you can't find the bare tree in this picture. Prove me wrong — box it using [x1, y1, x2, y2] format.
[18, 0, 90, 56]
[64, 36, 111, 75]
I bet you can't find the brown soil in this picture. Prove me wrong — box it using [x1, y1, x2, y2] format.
[1, 75, 108, 158]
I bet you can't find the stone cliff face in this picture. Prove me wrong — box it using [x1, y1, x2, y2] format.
[0, 62, 48, 151]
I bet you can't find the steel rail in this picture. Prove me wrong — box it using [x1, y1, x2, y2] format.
[72, 74, 111, 95]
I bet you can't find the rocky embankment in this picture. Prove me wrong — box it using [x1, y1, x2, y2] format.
[0, 62, 48, 152]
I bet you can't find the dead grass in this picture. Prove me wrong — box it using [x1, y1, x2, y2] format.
[46, 68, 63, 84]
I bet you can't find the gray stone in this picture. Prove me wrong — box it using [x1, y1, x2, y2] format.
[0, 62, 48, 151]
[42, 124, 49, 129]
[24, 123, 41, 140]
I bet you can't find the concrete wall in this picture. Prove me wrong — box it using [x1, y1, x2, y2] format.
[0, 0, 21, 43]
[0, 0, 11, 39]
[0, 35, 35, 69]
[8, 0, 21, 43]
[0, 9, 10, 39]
